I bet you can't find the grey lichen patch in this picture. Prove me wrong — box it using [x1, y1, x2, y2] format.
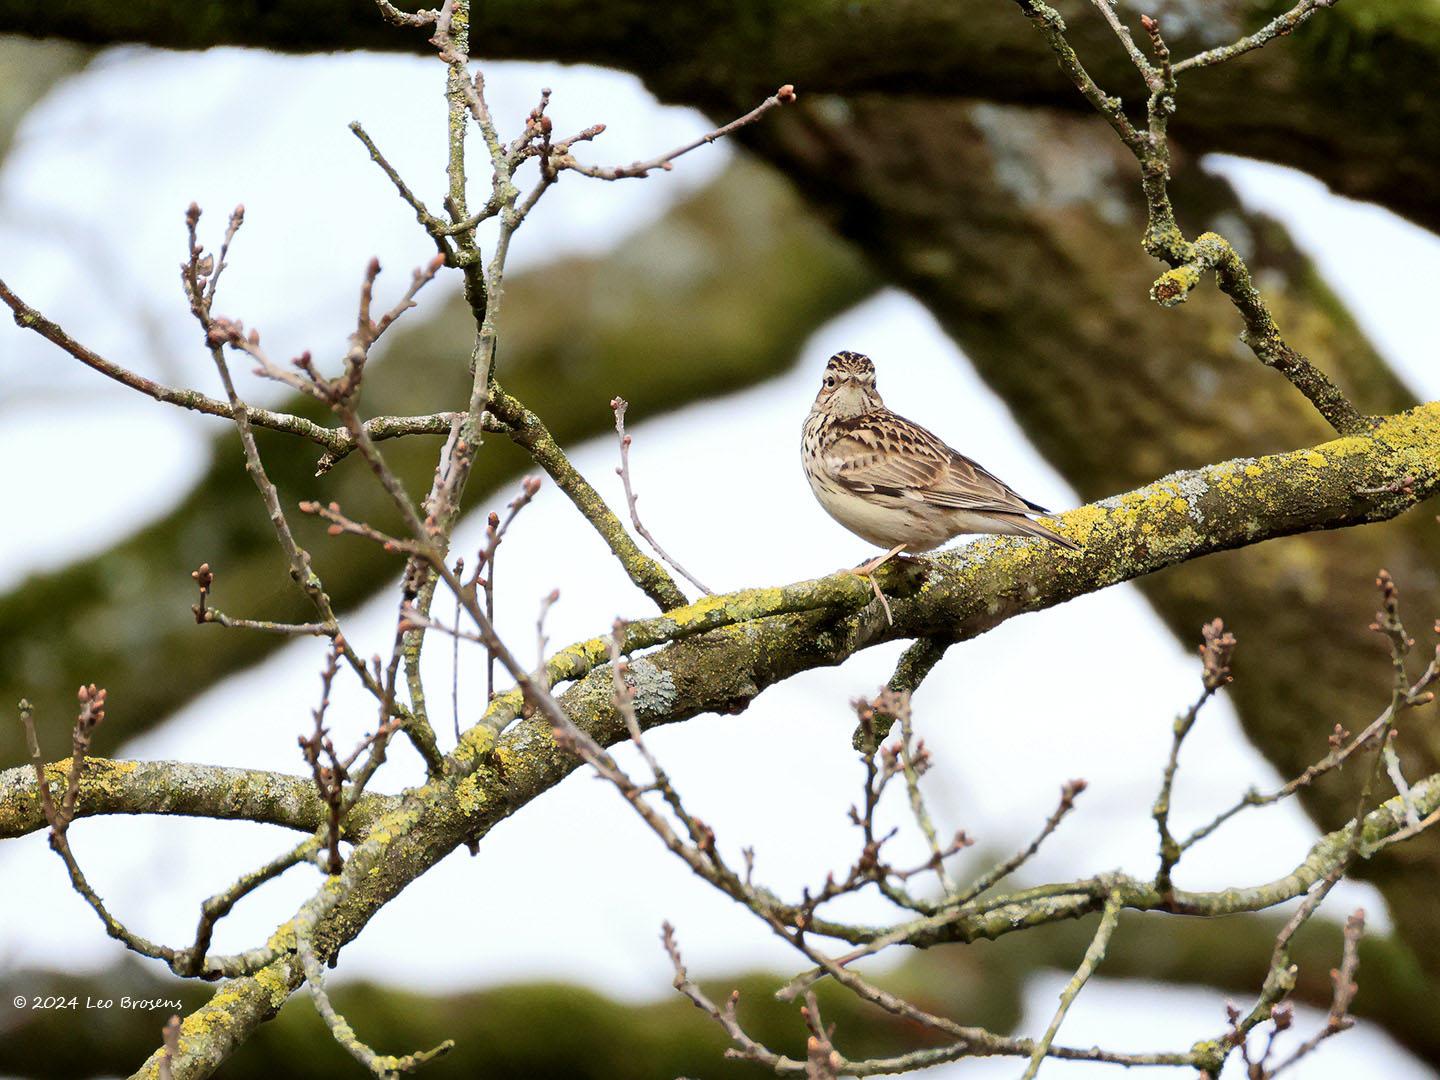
[1172, 472, 1211, 524]
[626, 658, 678, 719]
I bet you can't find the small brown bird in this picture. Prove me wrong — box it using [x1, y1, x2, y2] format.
[802, 351, 1079, 573]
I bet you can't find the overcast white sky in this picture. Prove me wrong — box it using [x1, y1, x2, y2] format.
[1, 45, 1436, 1079]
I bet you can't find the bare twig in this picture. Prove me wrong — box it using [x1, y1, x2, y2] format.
[560, 85, 796, 179]
[299, 641, 347, 875]
[890, 690, 955, 893]
[1021, 890, 1125, 1079]
[1153, 618, 1234, 894]
[157, 1015, 181, 1080]
[0, 277, 466, 475]
[1173, 0, 1338, 74]
[297, 922, 453, 1075]
[948, 778, 1086, 907]
[1089, 0, 1157, 85]
[490, 385, 686, 610]
[610, 396, 712, 595]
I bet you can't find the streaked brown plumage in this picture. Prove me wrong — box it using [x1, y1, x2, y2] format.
[802, 351, 1079, 557]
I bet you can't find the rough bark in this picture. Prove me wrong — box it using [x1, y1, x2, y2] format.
[2, 4, 1438, 235]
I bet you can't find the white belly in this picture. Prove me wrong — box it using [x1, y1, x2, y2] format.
[805, 472, 952, 551]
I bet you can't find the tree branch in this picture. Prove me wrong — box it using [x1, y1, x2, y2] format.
[487, 385, 688, 610]
[1, 402, 1425, 1075]
[0, 759, 399, 841]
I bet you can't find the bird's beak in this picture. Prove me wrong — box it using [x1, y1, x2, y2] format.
[829, 379, 869, 415]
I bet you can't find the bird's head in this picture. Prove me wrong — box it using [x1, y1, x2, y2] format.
[813, 350, 883, 418]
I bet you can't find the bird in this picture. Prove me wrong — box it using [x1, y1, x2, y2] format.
[802, 350, 1080, 579]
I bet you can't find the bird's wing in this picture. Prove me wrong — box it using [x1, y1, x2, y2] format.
[823, 411, 1045, 516]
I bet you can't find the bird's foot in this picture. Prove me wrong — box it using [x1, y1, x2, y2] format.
[845, 544, 908, 577]
[840, 544, 907, 625]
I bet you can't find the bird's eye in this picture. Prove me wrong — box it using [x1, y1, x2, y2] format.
[824, 376, 836, 388]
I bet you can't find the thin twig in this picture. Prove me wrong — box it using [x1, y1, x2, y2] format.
[1088, 0, 1157, 85]
[0, 277, 466, 474]
[490, 385, 686, 610]
[1173, 0, 1338, 73]
[561, 85, 796, 179]
[611, 396, 712, 595]
[948, 779, 1086, 908]
[1153, 618, 1234, 895]
[1021, 890, 1125, 1079]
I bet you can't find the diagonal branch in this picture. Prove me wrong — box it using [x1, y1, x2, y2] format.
[488, 385, 688, 610]
[6, 402, 1432, 1078]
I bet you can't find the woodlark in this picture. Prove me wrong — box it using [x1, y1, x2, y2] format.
[802, 351, 1080, 574]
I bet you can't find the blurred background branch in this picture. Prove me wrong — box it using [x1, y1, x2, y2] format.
[8, 908, 1440, 1077]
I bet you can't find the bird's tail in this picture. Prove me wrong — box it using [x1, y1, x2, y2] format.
[1004, 514, 1082, 551]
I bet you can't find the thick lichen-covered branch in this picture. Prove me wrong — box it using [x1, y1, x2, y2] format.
[0, 759, 398, 840]
[3, 405, 1428, 1076]
[13, 405, 1440, 855]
